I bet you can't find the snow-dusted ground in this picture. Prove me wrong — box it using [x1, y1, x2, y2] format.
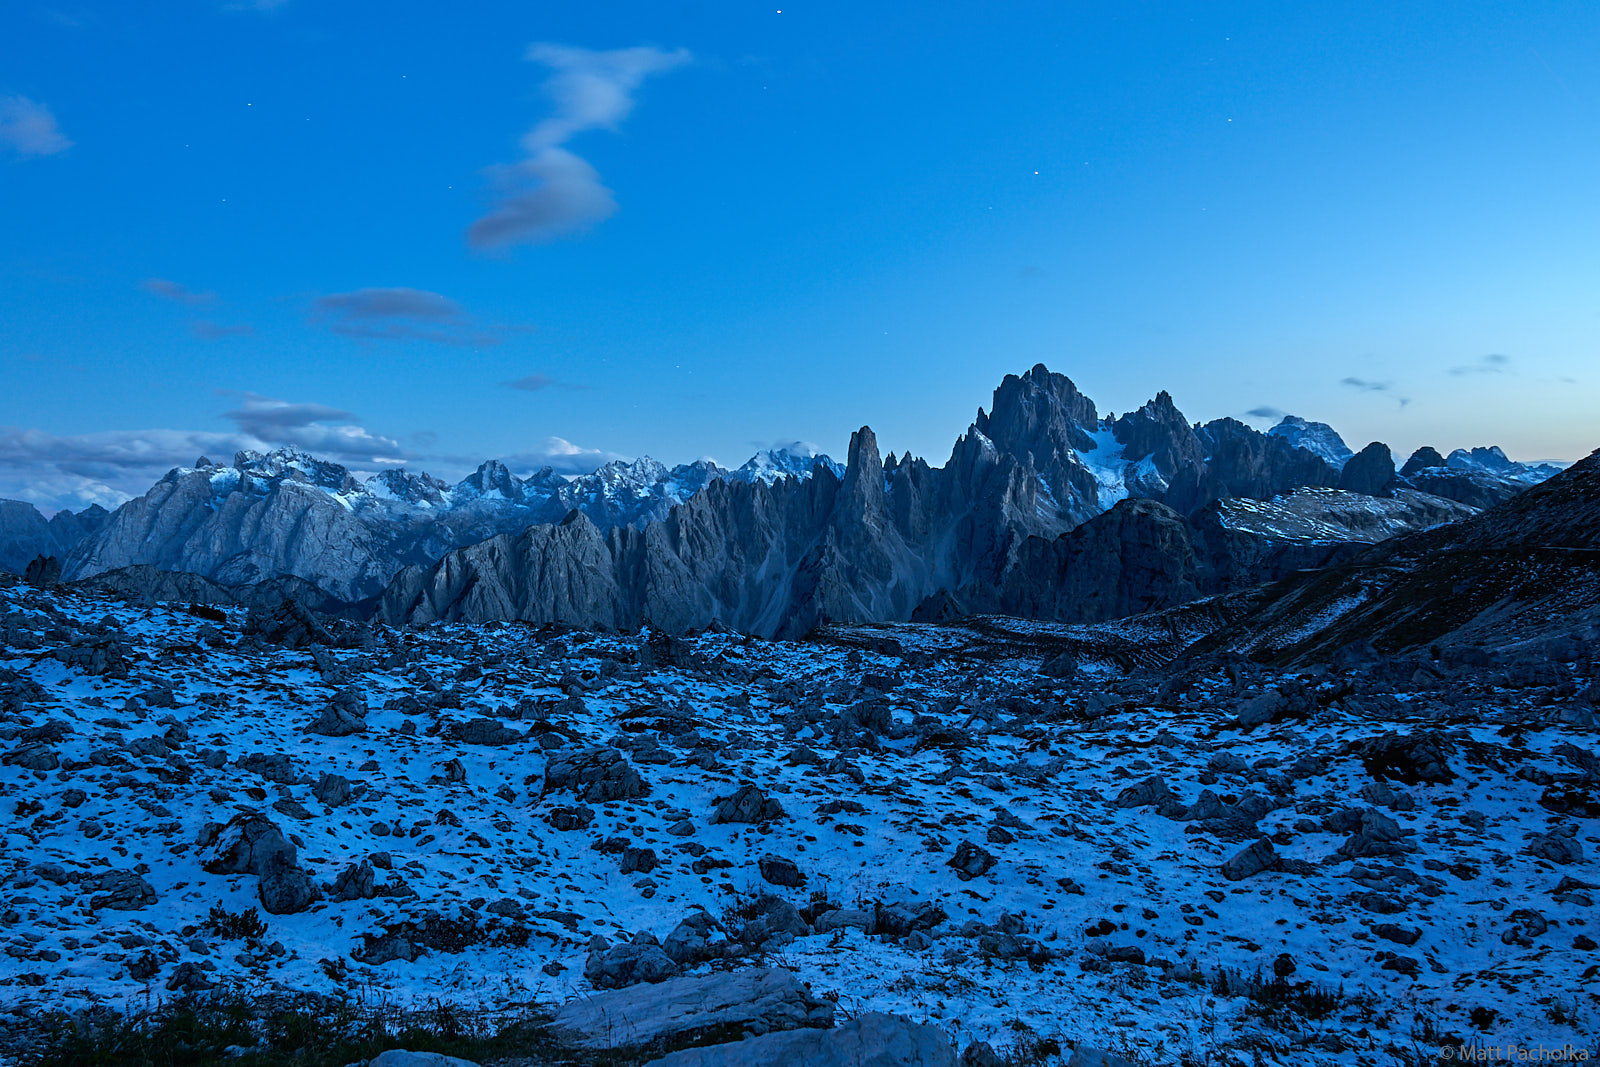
[2, 581, 1596, 1064]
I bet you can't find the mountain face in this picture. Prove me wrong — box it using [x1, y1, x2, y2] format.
[64, 445, 843, 602]
[1183, 448, 1600, 664]
[1395, 444, 1564, 509]
[382, 365, 1543, 636]
[1266, 415, 1354, 469]
[0, 500, 109, 574]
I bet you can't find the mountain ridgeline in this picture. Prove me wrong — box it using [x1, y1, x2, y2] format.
[377, 365, 1553, 635]
[9, 364, 1562, 636]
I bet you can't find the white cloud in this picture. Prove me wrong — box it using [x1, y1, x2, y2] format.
[467, 43, 689, 249]
[0, 94, 72, 158]
[501, 436, 626, 476]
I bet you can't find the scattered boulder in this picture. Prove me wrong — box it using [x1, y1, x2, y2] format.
[448, 717, 522, 747]
[244, 599, 337, 649]
[584, 936, 680, 990]
[1355, 732, 1455, 785]
[306, 687, 367, 737]
[88, 869, 157, 911]
[544, 746, 649, 803]
[1221, 838, 1279, 881]
[711, 784, 785, 824]
[758, 854, 805, 888]
[947, 840, 996, 880]
[368, 1051, 484, 1067]
[201, 811, 319, 915]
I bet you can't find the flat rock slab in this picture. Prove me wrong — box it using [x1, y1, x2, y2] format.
[643, 1012, 956, 1067]
[550, 967, 833, 1051]
[368, 1052, 483, 1067]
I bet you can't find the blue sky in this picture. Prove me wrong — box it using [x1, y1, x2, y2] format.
[2, 0, 1597, 510]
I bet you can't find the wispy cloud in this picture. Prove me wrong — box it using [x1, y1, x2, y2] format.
[0, 94, 72, 158]
[1244, 405, 1285, 420]
[500, 435, 625, 476]
[501, 373, 586, 392]
[1448, 352, 1512, 376]
[0, 393, 412, 511]
[312, 286, 511, 347]
[191, 320, 256, 340]
[219, 392, 404, 462]
[1340, 376, 1410, 407]
[467, 43, 690, 249]
[141, 278, 217, 305]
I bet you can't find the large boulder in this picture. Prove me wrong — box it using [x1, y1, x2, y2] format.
[544, 746, 649, 803]
[584, 937, 680, 990]
[550, 967, 834, 1051]
[245, 599, 337, 649]
[711, 784, 785, 824]
[201, 811, 319, 915]
[88, 869, 157, 911]
[306, 686, 368, 737]
[644, 1012, 954, 1067]
[1354, 732, 1455, 785]
[1221, 838, 1279, 881]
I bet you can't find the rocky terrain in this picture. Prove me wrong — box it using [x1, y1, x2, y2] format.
[2, 452, 1597, 1064]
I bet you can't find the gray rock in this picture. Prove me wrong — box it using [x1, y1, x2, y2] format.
[313, 773, 352, 807]
[201, 811, 318, 914]
[1530, 827, 1584, 865]
[814, 908, 874, 934]
[661, 911, 722, 967]
[584, 938, 680, 990]
[758, 854, 805, 888]
[239, 751, 298, 784]
[947, 840, 996, 880]
[328, 861, 377, 902]
[306, 686, 367, 737]
[544, 746, 648, 803]
[712, 784, 785, 824]
[550, 967, 834, 1051]
[449, 717, 522, 746]
[368, 1051, 484, 1067]
[1221, 838, 1279, 881]
[89, 869, 157, 911]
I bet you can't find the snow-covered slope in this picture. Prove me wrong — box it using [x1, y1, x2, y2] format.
[2, 576, 1593, 1062]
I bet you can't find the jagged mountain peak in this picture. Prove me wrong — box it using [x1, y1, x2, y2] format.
[230, 447, 353, 490]
[454, 459, 523, 503]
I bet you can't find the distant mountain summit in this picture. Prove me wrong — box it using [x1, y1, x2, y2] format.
[1267, 415, 1354, 469]
[735, 444, 846, 486]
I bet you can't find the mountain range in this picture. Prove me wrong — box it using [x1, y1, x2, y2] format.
[0, 364, 1565, 636]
